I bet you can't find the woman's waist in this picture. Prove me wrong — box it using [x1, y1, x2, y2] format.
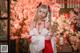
[45, 40, 51, 43]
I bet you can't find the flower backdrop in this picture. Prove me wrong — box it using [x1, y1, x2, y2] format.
[10, 0, 61, 39]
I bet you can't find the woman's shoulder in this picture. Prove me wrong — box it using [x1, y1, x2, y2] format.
[30, 21, 36, 29]
[30, 27, 37, 31]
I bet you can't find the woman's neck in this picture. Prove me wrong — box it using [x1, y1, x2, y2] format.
[39, 17, 45, 21]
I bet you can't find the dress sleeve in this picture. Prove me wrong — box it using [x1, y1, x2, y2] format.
[29, 28, 39, 43]
[29, 28, 38, 36]
[28, 28, 36, 42]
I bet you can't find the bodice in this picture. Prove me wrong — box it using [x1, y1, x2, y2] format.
[29, 27, 50, 37]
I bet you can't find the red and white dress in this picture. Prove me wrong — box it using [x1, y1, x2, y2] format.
[29, 27, 57, 53]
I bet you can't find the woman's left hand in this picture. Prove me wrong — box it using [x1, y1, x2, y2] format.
[45, 36, 51, 40]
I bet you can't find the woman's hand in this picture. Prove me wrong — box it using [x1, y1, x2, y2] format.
[45, 36, 51, 40]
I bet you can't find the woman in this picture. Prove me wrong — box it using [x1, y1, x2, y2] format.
[28, 3, 57, 53]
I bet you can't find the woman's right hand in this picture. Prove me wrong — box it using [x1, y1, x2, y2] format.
[45, 36, 51, 40]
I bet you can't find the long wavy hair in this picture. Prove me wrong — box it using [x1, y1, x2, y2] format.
[33, 3, 51, 26]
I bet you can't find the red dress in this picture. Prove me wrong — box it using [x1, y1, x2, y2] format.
[43, 40, 53, 53]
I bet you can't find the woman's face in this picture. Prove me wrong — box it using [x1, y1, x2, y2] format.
[38, 8, 48, 19]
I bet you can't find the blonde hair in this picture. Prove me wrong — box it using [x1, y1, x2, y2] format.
[34, 4, 51, 25]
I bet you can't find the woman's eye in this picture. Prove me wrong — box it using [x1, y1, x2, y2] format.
[39, 10, 42, 12]
[43, 12, 46, 14]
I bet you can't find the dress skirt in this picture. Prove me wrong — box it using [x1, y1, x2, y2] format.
[43, 40, 53, 53]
